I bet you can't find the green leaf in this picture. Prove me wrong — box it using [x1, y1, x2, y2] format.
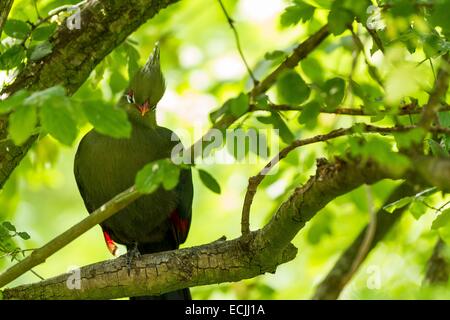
[31, 24, 57, 41]
[230, 93, 249, 117]
[280, 3, 315, 28]
[0, 90, 29, 114]
[432, 208, 450, 230]
[277, 70, 310, 105]
[17, 232, 30, 240]
[383, 196, 413, 213]
[2, 221, 16, 232]
[0, 45, 25, 70]
[135, 159, 180, 194]
[428, 139, 448, 157]
[124, 42, 140, 80]
[135, 162, 163, 194]
[24, 86, 66, 107]
[209, 102, 230, 123]
[271, 112, 295, 144]
[301, 57, 324, 83]
[298, 101, 320, 129]
[264, 50, 287, 61]
[328, 6, 354, 35]
[40, 99, 77, 145]
[429, 1, 450, 35]
[4, 19, 31, 39]
[8, 103, 37, 145]
[438, 111, 450, 128]
[322, 77, 345, 110]
[255, 94, 269, 109]
[198, 169, 221, 194]
[109, 71, 127, 94]
[409, 199, 428, 220]
[29, 41, 53, 61]
[393, 128, 425, 149]
[82, 101, 131, 138]
[162, 166, 181, 190]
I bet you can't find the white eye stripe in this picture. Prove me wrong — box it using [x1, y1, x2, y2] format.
[125, 93, 135, 104]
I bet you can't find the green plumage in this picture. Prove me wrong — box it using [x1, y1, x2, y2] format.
[74, 44, 193, 300]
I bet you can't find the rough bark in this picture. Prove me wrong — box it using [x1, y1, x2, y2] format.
[1, 157, 403, 299]
[0, 0, 180, 189]
[0, 0, 14, 35]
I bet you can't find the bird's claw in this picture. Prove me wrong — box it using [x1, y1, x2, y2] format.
[126, 242, 141, 276]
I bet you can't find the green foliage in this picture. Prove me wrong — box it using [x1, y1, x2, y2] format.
[432, 209, 450, 230]
[31, 24, 57, 41]
[280, 1, 315, 28]
[8, 103, 37, 146]
[81, 101, 131, 139]
[29, 41, 53, 61]
[276, 70, 310, 105]
[0, 45, 25, 70]
[3, 0, 450, 300]
[321, 77, 345, 110]
[40, 101, 77, 146]
[3, 19, 31, 39]
[135, 159, 181, 194]
[198, 169, 221, 194]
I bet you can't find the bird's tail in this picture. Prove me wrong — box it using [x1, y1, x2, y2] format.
[127, 241, 191, 300]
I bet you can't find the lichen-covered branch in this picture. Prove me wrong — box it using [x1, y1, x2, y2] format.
[241, 124, 450, 234]
[0, 0, 181, 189]
[0, 187, 140, 288]
[1, 157, 403, 299]
[0, 0, 14, 35]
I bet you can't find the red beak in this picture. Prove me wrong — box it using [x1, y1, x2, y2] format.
[138, 101, 150, 116]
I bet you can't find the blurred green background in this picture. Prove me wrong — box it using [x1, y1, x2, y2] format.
[1, 0, 449, 299]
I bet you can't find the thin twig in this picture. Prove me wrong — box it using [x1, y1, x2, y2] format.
[0, 24, 332, 287]
[420, 53, 450, 130]
[350, 27, 383, 86]
[241, 124, 450, 234]
[217, 0, 258, 86]
[251, 25, 329, 98]
[257, 102, 450, 116]
[0, 186, 140, 288]
[365, 26, 385, 53]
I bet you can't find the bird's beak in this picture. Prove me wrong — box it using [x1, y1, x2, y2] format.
[138, 101, 150, 116]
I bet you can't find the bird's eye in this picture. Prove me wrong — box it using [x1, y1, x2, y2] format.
[125, 90, 135, 104]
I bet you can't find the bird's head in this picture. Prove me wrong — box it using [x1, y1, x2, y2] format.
[121, 43, 165, 121]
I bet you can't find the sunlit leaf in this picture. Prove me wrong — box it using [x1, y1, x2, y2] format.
[82, 101, 131, 138]
[198, 169, 221, 194]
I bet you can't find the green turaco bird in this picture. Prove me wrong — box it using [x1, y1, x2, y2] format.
[74, 43, 193, 300]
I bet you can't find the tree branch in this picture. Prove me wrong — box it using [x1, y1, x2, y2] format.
[312, 181, 419, 299]
[260, 103, 450, 116]
[0, 0, 181, 189]
[241, 124, 450, 234]
[0, 186, 140, 288]
[0, 0, 14, 35]
[0, 22, 332, 290]
[250, 25, 329, 98]
[1, 157, 403, 299]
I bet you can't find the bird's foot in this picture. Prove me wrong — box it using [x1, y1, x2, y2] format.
[126, 242, 141, 276]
